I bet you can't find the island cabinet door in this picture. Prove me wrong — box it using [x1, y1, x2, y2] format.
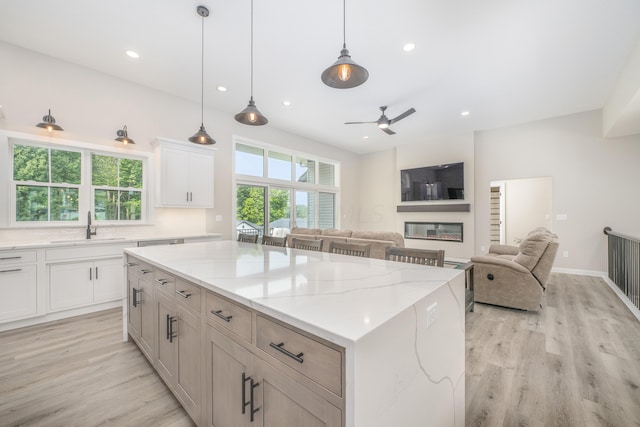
[254, 359, 343, 427]
[138, 274, 156, 362]
[174, 304, 201, 424]
[155, 292, 175, 385]
[206, 326, 255, 427]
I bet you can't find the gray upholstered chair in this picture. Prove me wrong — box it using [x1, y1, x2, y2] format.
[328, 241, 371, 258]
[237, 233, 259, 243]
[291, 237, 323, 252]
[261, 235, 287, 247]
[385, 247, 445, 267]
[470, 227, 559, 311]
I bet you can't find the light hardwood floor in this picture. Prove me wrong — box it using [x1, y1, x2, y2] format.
[0, 273, 638, 426]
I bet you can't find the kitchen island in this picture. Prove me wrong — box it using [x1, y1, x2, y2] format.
[124, 240, 465, 427]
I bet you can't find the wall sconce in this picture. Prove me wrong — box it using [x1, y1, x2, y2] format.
[115, 125, 135, 144]
[36, 109, 64, 132]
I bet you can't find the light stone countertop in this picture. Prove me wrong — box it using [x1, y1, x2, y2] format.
[125, 239, 463, 347]
[0, 233, 222, 251]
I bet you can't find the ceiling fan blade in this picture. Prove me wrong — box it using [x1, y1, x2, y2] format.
[345, 121, 377, 125]
[381, 127, 396, 135]
[389, 108, 416, 124]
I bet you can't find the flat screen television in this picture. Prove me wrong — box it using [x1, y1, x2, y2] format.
[400, 162, 464, 201]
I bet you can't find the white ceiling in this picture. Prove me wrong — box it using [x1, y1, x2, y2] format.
[1, 0, 639, 154]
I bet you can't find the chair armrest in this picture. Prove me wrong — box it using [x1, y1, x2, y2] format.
[488, 244, 519, 256]
[470, 255, 529, 274]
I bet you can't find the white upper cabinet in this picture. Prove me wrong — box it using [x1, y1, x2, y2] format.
[152, 138, 215, 208]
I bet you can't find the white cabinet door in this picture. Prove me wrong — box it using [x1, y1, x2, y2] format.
[49, 261, 93, 311]
[93, 258, 124, 303]
[0, 264, 37, 322]
[188, 151, 214, 208]
[160, 147, 190, 206]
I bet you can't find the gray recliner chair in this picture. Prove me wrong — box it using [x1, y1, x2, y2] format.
[471, 227, 559, 311]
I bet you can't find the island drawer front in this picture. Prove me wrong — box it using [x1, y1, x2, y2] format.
[153, 269, 176, 295]
[206, 291, 252, 342]
[0, 250, 37, 265]
[175, 278, 201, 312]
[129, 260, 154, 278]
[256, 315, 342, 396]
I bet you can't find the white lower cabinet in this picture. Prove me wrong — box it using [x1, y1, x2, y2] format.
[0, 264, 38, 322]
[49, 257, 122, 311]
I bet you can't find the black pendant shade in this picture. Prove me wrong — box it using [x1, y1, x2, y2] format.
[36, 109, 64, 132]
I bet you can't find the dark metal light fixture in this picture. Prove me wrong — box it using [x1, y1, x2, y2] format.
[189, 5, 216, 145]
[36, 109, 64, 132]
[321, 0, 368, 89]
[235, 0, 268, 126]
[115, 125, 135, 144]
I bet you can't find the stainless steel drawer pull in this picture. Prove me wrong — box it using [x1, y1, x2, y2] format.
[125, 262, 137, 267]
[139, 269, 152, 275]
[176, 290, 192, 298]
[0, 268, 22, 274]
[0, 256, 22, 261]
[210, 309, 233, 322]
[269, 342, 304, 364]
[154, 279, 169, 285]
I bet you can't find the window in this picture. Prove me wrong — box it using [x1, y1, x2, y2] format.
[91, 154, 143, 221]
[13, 144, 81, 222]
[9, 139, 147, 226]
[235, 140, 338, 235]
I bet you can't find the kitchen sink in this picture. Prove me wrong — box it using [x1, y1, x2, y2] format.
[50, 237, 127, 243]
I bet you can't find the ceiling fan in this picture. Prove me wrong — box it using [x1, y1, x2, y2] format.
[345, 106, 416, 135]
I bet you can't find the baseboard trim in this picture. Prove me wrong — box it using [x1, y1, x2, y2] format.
[551, 267, 607, 277]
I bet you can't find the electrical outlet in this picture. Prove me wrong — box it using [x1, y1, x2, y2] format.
[480, 245, 486, 253]
[556, 214, 568, 221]
[215, 215, 222, 222]
[563, 251, 569, 258]
[426, 302, 438, 328]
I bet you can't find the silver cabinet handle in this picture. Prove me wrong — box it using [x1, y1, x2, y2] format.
[269, 342, 304, 363]
[210, 309, 233, 322]
[176, 290, 192, 299]
[154, 279, 169, 285]
[125, 262, 137, 267]
[0, 256, 22, 261]
[139, 269, 152, 275]
[0, 268, 22, 274]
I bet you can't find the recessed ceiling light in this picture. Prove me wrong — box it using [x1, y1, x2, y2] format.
[282, 100, 291, 107]
[461, 110, 470, 116]
[363, 136, 369, 139]
[126, 50, 139, 59]
[217, 86, 227, 92]
[402, 43, 415, 52]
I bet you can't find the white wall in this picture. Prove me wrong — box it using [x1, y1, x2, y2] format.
[503, 177, 553, 245]
[356, 132, 475, 260]
[0, 42, 360, 243]
[475, 110, 640, 273]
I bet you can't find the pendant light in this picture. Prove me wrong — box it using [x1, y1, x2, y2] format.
[321, 0, 368, 89]
[235, 0, 268, 126]
[189, 5, 216, 145]
[36, 109, 64, 132]
[115, 125, 135, 144]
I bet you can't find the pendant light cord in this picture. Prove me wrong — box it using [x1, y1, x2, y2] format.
[342, 0, 346, 49]
[250, 0, 254, 99]
[200, 13, 205, 124]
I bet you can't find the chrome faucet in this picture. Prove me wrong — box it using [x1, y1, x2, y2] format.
[86, 211, 97, 239]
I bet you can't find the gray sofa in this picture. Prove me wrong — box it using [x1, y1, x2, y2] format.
[470, 227, 559, 311]
[286, 227, 405, 259]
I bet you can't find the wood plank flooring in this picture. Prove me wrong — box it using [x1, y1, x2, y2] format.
[0, 273, 638, 426]
[466, 273, 640, 427]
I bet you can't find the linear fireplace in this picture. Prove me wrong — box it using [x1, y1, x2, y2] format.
[404, 222, 463, 242]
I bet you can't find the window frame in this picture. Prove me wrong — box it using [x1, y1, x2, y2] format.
[233, 136, 340, 235]
[4, 132, 151, 228]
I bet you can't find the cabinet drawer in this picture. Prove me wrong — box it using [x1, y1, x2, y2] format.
[256, 315, 343, 396]
[175, 278, 201, 313]
[0, 250, 37, 266]
[46, 243, 130, 261]
[131, 261, 154, 278]
[205, 291, 252, 342]
[153, 269, 176, 295]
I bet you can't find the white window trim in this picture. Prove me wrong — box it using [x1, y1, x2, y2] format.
[233, 135, 340, 233]
[1, 130, 153, 229]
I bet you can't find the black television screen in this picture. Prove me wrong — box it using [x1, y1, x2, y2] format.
[400, 162, 464, 201]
